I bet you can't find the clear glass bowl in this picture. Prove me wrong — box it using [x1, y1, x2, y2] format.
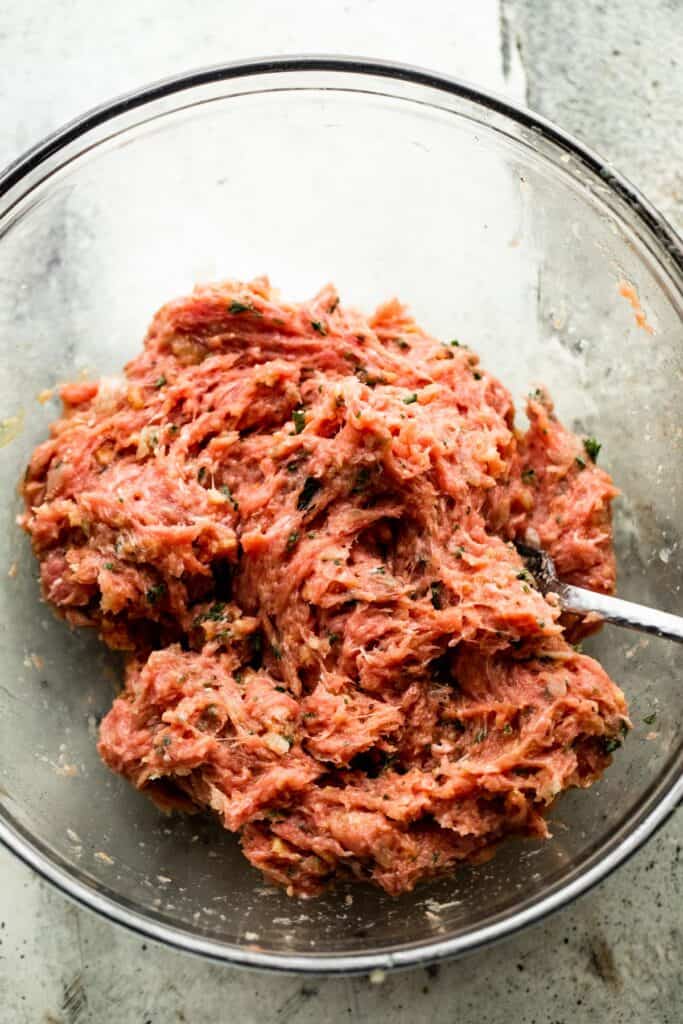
[0, 57, 681, 974]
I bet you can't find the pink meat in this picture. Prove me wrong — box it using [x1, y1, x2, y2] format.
[21, 277, 628, 897]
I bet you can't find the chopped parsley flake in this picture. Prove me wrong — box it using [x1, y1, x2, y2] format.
[403, 393, 418, 405]
[292, 408, 306, 434]
[583, 436, 601, 461]
[311, 319, 327, 335]
[229, 300, 254, 314]
[220, 485, 239, 510]
[643, 712, 657, 725]
[146, 583, 166, 605]
[602, 736, 622, 754]
[286, 531, 300, 550]
[430, 581, 443, 609]
[154, 375, 167, 388]
[575, 455, 587, 470]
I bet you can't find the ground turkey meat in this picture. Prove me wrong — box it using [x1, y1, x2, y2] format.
[21, 277, 628, 897]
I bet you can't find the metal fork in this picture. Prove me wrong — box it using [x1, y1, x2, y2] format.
[515, 542, 683, 644]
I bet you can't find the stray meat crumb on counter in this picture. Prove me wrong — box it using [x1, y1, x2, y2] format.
[20, 277, 628, 897]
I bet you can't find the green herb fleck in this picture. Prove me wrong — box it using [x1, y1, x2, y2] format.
[503, 723, 513, 735]
[521, 468, 536, 485]
[328, 632, 340, 646]
[104, 562, 115, 571]
[286, 531, 300, 550]
[472, 371, 483, 381]
[403, 392, 418, 405]
[219, 484, 239, 510]
[583, 436, 601, 462]
[292, 408, 306, 434]
[146, 583, 166, 605]
[575, 455, 587, 470]
[430, 581, 443, 610]
[297, 476, 322, 511]
[602, 736, 622, 754]
[271, 644, 282, 660]
[274, 685, 286, 693]
[643, 712, 657, 725]
[205, 602, 226, 621]
[450, 339, 461, 347]
[154, 375, 167, 389]
[197, 466, 208, 484]
[311, 319, 327, 335]
[396, 338, 410, 350]
[229, 300, 253, 314]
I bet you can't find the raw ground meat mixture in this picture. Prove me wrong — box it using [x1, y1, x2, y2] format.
[21, 277, 629, 897]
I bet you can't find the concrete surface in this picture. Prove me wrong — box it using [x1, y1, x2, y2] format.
[0, 2, 681, 1022]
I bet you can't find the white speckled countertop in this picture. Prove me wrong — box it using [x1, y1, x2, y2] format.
[0, 2, 681, 1021]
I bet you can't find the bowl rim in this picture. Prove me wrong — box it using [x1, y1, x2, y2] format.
[1, 54, 681, 974]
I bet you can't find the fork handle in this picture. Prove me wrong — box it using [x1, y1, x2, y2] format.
[559, 584, 683, 643]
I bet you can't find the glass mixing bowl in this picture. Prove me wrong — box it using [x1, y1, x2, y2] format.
[0, 57, 681, 974]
